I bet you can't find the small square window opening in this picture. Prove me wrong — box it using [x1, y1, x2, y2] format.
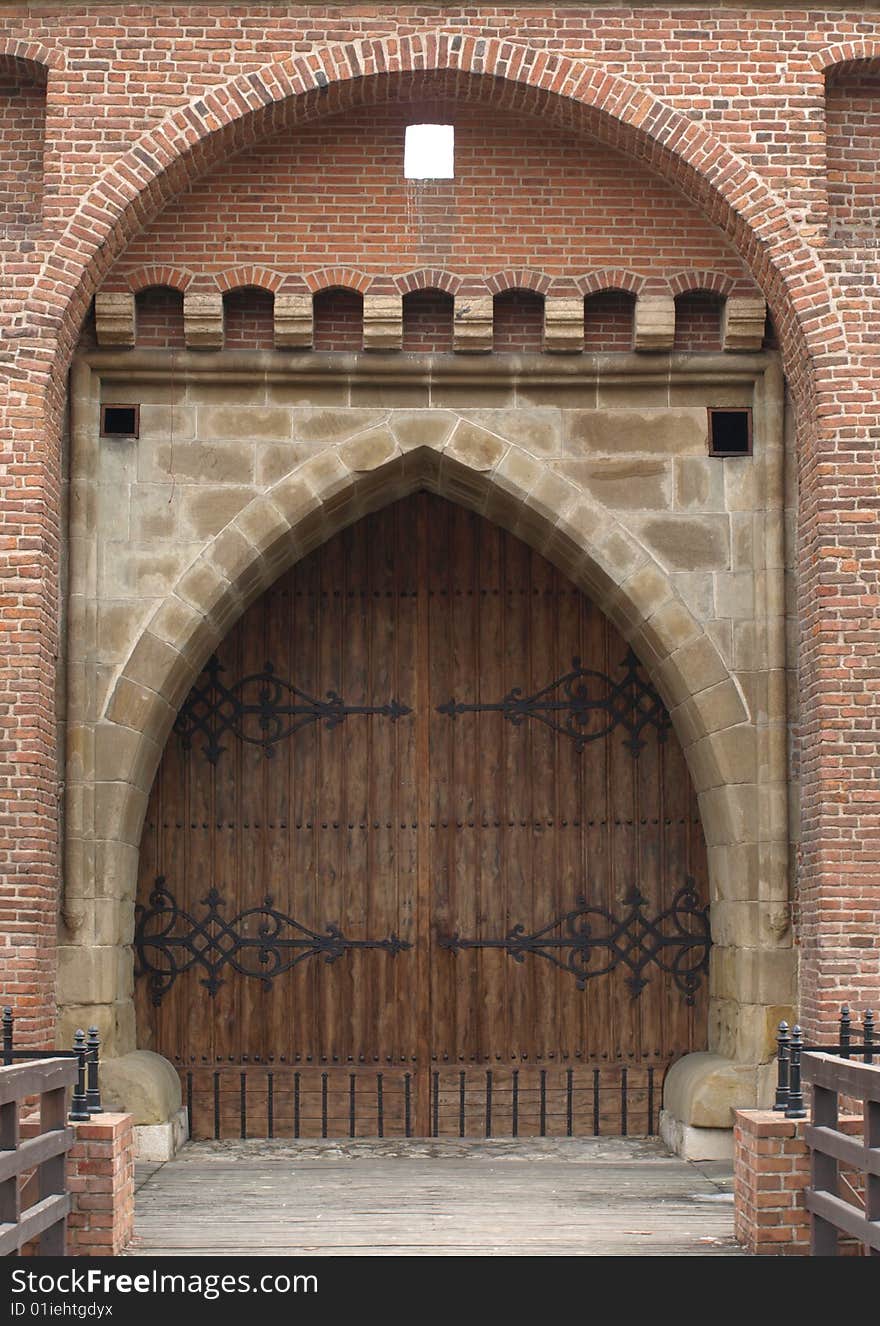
[100, 404, 140, 438]
[404, 124, 454, 180]
[708, 407, 752, 456]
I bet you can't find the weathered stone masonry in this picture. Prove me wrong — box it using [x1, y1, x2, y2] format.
[0, 5, 879, 1146]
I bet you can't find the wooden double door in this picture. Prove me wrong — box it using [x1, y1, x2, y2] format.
[136, 493, 710, 1138]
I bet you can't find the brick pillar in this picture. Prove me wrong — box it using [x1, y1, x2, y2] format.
[66, 1113, 135, 1256]
[733, 1109, 862, 1256]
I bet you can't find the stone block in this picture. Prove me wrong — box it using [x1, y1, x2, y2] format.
[179, 486, 254, 540]
[134, 1107, 189, 1161]
[453, 296, 493, 353]
[274, 292, 313, 349]
[257, 442, 322, 486]
[100, 1051, 182, 1125]
[633, 295, 675, 351]
[714, 571, 756, 621]
[57, 946, 122, 1006]
[456, 408, 561, 457]
[105, 676, 174, 748]
[129, 483, 178, 541]
[232, 498, 292, 563]
[338, 426, 399, 473]
[389, 409, 456, 453]
[639, 515, 730, 571]
[659, 1112, 734, 1161]
[674, 457, 726, 511]
[183, 291, 223, 349]
[136, 403, 197, 444]
[561, 457, 670, 509]
[543, 297, 584, 353]
[363, 294, 402, 351]
[292, 407, 386, 444]
[662, 1051, 759, 1128]
[564, 408, 707, 456]
[695, 678, 750, 733]
[199, 404, 291, 442]
[445, 420, 507, 472]
[722, 296, 766, 352]
[94, 292, 136, 349]
[144, 440, 254, 484]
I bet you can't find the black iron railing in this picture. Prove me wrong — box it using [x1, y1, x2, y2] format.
[773, 1005, 875, 1119]
[1, 1008, 102, 1122]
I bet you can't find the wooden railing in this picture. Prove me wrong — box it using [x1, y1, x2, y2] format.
[802, 1051, 880, 1256]
[0, 1058, 78, 1257]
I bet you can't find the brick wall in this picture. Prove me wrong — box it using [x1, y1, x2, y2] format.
[109, 100, 758, 294]
[733, 1109, 863, 1256]
[673, 293, 724, 353]
[0, 55, 45, 228]
[313, 287, 363, 352]
[20, 1112, 135, 1257]
[65, 1114, 135, 1257]
[0, 5, 878, 1057]
[492, 289, 544, 352]
[135, 287, 185, 349]
[402, 289, 454, 352]
[825, 60, 880, 240]
[223, 287, 275, 351]
[583, 292, 636, 353]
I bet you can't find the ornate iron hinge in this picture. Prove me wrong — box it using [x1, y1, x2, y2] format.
[436, 648, 671, 755]
[174, 654, 412, 764]
[438, 883, 710, 1004]
[134, 879, 412, 1004]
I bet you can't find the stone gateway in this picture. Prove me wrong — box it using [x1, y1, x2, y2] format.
[0, 4, 876, 1162]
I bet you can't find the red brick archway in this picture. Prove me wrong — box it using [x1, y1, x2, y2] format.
[0, 30, 843, 1040]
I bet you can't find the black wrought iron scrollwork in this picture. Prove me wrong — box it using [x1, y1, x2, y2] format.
[438, 882, 710, 1004]
[436, 648, 670, 755]
[134, 879, 412, 1004]
[174, 654, 411, 764]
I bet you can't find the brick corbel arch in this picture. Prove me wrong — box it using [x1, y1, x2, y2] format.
[395, 270, 462, 296]
[576, 270, 648, 297]
[22, 30, 841, 417]
[810, 40, 880, 74]
[669, 271, 737, 298]
[0, 38, 61, 73]
[486, 269, 553, 295]
[124, 265, 193, 294]
[214, 266, 285, 294]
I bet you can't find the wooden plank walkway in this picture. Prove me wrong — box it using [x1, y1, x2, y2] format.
[128, 1137, 744, 1257]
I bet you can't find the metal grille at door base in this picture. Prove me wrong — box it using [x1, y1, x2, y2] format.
[179, 1064, 667, 1141]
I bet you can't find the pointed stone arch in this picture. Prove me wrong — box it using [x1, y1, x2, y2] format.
[61, 423, 788, 1137]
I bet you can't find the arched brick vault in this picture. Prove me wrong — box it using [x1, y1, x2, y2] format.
[22, 31, 840, 425]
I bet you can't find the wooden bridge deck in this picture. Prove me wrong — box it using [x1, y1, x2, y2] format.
[127, 1137, 744, 1257]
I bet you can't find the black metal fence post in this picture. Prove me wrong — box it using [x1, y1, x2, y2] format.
[839, 1005, 851, 1059]
[785, 1024, 807, 1120]
[2, 1007, 12, 1067]
[864, 1009, 874, 1065]
[773, 1020, 790, 1112]
[68, 1030, 90, 1123]
[86, 1027, 102, 1114]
